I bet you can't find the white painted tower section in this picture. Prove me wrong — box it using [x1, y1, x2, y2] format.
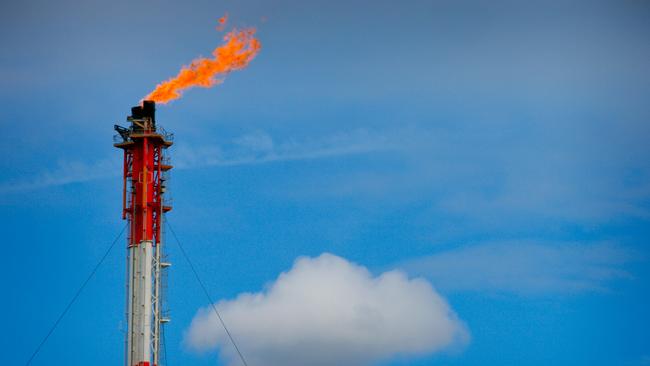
[126, 240, 154, 365]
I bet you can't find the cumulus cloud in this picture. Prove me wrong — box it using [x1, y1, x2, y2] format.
[185, 253, 468, 366]
[402, 241, 634, 295]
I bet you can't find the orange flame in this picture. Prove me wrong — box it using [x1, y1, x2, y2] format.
[216, 13, 228, 31]
[144, 26, 261, 104]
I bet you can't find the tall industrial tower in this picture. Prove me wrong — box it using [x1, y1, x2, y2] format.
[114, 101, 173, 366]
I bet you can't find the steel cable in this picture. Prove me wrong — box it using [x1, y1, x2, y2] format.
[165, 220, 250, 366]
[25, 223, 127, 365]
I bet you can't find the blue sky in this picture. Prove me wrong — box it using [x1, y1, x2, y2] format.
[1, 0, 649, 365]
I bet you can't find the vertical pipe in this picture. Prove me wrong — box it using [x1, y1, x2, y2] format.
[122, 151, 127, 219]
[127, 245, 137, 366]
[142, 138, 148, 242]
[142, 240, 153, 363]
[153, 147, 164, 366]
[126, 247, 134, 366]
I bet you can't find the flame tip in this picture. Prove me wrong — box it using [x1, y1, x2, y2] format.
[143, 20, 260, 104]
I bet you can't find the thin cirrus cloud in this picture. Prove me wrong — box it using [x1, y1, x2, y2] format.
[171, 129, 394, 169]
[0, 158, 121, 194]
[185, 253, 469, 366]
[0, 129, 393, 194]
[401, 240, 635, 296]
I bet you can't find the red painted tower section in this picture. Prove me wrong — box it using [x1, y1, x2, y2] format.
[120, 119, 171, 247]
[114, 101, 173, 366]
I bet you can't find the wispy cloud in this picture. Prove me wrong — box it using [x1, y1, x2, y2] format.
[0, 158, 120, 194]
[400, 240, 636, 296]
[0, 129, 394, 194]
[173, 129, 394, 169]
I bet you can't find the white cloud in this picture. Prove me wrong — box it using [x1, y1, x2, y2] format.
[402, 241, 634, 295]
[185, 253, 468, 366]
